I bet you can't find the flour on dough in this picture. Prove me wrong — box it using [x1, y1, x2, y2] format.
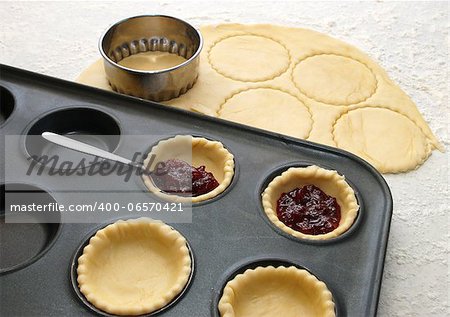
[118, 51, 186, 71]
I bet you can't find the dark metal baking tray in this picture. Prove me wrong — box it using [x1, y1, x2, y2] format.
[0, 64, 392, 317]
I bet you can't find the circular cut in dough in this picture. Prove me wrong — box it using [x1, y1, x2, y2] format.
[77, 218, 192, 316]
[142, 135, 235, 203]
[262, 165, 359, 240]
[218, 266, 335, 317]
[218, 88, 312, 139]
[292, 54, 377, 105]
[333, 107, 430, 173]
[208, 35, 290, 82]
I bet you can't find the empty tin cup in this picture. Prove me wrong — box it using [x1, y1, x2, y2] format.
[99, 15, 203, 101]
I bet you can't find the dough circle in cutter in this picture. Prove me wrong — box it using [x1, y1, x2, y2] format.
[118, 51, 187, 71]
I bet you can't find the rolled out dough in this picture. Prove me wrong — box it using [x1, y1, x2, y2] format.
[77, 24, 443, 173]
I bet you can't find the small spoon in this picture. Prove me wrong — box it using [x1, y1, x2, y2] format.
[41, 132, 146, 171]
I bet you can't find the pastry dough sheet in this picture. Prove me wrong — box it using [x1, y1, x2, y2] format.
[77, 24, 443, 173]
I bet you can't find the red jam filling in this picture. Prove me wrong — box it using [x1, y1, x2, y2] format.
[151, 159, 219, 197]
[276, 184, 341, 235]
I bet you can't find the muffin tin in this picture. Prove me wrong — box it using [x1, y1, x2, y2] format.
[0, 64, 392, 316]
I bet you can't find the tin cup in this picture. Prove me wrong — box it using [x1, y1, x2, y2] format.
[99, 15, 203, 101]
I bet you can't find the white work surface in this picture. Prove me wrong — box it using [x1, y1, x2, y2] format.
[1, 1, 448, 316]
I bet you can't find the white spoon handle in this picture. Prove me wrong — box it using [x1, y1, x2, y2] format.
[41, 132, 141, 168]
